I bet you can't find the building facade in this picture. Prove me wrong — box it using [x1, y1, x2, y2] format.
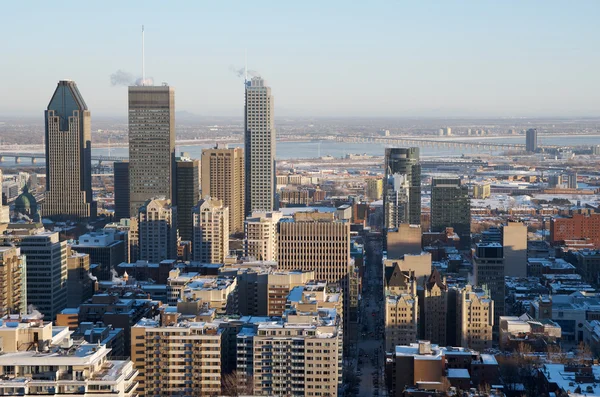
[43, 80, 95, 220]
[244, 77, 276, 215]
[383, 147, 421, 229]
[128, 86, 175, 215]
[457, 285, 494, 351]
[526, 128, 538, 152]
[176, 156, 200, 241]
[138, 198, 177, 262]
[192, 198, 229, 263]
[71, 230, 125, 281]
[502, 221, 528, 278]
[473, 243, 505, 330]
[431, 177, 471, 248]
[201, 145, 245, 234]
[113, 161, 130, 220]
[0, 246, 25, 317]
[66, 249, 93, 308]
[244, 211, 282, 261]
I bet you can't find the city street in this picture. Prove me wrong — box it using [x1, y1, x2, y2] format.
[356, 238, 385, 396]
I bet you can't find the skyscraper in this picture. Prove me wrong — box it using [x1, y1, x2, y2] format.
[176, 155, 200, 241]
[502, 221, 528, 278]
[526, 128, 538, 152]
[201, 145, 245, 234]
[128, 85, 175, 215]
[43, 80, 95, 220]
[113, 161, 130, 220]
[138, 198, 177, 262]
[192, 198, 229, 263]
[383, 148, 421, 229]
[431, 177, 471, 248]
[473, 242, 505, 331]
[244, 77, 276, 215]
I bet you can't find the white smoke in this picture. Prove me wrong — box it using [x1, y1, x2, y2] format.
[229, 65, 260, 78]
[110, 70, 154, 86]
[27, 304, 43, 319]
[88, 273, 98, 282]
[110, 269, 120, 283]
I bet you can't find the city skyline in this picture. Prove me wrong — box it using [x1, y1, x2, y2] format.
[2, 2, 600, 118]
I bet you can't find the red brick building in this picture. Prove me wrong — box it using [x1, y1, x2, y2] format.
[550, 214, 600, 248]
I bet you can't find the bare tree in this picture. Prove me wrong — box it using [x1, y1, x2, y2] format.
[221, 372, 253, 396]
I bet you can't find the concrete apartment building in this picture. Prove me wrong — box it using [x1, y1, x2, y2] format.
[431, 177, 471, 248]
[175, 155, 200, 241]
[457, 285, 494, 351]
[128, 85, 175, 215]
[245, 77, 276, 215]
[244, 211, 282, 261]
[113, 161, 130, 220]
[131, 317, 223, 396]
[0, 314, 138, 396]
[66, 249, 93, 308]
[237, 307, 343, 396]
[0, 246, 26, 317]
[472, 182, 491, 199]
[138, 198, 177, 262]
[43, 80, 95, 220]
[19, 231, 67, 319]
[551, 213, 600, 248]
[192, 198, 229, 263]
[201, 144, 245, 234]
[473, 243, 505, 330]
[71, 230, 125, 281]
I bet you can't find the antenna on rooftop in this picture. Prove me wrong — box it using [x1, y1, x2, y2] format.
[142, 25, 145, 86]
[244, 48, 248, 83]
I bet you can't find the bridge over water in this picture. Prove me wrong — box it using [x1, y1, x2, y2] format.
[0, 152, 127, 164]
[334, 135, 530, 151]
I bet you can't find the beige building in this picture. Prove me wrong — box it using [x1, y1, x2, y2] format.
[385, 292, 418, 351]
[245, 77, 276, 214]
[423, 269, 448, 346]
[473, 183, 491, 199]
[366, 178, 383, 201]
[0, 246, 25, 317]
[180, 276, 238, 315]
[0, 315, 138, 396]
[43, 80, 95, 220]
[386, 224, 422, 259]
[237, 306, 342, 396]
[128, 85, 175, 215]
[138, 198, 177, 262]
[457, 285, 494, 350]
[244, 211, 282, 261]
[192, 198, 229, 263]
[132, 317, 222, 396]
[278, 211, 350, 283]
[383, 252, 432, 285]
[201, 145, 245, 234]
[502, 221, 528, 277]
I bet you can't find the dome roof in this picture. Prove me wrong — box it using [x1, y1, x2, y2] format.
[14, 186, 37, 211]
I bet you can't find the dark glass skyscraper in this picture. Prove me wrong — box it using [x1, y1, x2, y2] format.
[114, 161, 130, 220]
[431, 177, 471, 248]
[176, 155, 199, 241]
[526, 128, 538, 152]
[383, 147, 421, 229]
[43, 80, 95, 220]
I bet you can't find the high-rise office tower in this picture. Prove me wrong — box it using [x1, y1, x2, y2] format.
[526, 128, 538, 152]
[244, 77, 276, 215]
[43, 80, 95, 220]
[192, 198, 229, 263]
[138, 198, 177, 262]
[71, 230, 125, 281]
[383, 148, 421, 229]
[176, 155, 200, 241]
[128, 85, 175, 215]
[66, 249, 93, 307]
[201, 145, 245, 234]
[0, 246, 26, 317]
[431, 177, 471, 248]
[20, 231, 67, 319]
[113, 161, 130, 220]
[244, 211, 282, 261]
[473, 243, 505, 331]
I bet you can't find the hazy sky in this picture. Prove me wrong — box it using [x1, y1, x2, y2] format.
[2, 1, 599, 118]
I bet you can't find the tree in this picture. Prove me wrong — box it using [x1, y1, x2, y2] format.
[221, 372, 253, 396]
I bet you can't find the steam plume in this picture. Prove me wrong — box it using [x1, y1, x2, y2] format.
[88, 273, 98, 282]
[110, 70, 154, 86]
[229, 65, 260, 78]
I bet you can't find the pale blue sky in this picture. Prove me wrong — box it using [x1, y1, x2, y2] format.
[2, 1, 599, 118]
